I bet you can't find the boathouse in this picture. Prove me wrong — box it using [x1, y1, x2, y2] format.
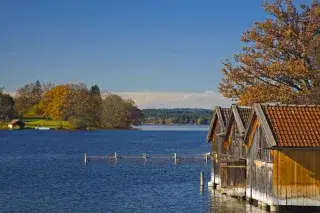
[207, 106, 231, 188]
[219, 105, 251, 196]
[245, 104, 320, 209]
[8, 119, 25, 129]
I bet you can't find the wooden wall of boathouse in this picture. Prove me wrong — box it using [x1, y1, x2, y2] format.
[246, 116, 320, 206]
[220, 121, 247, 196]
[217, 106, 250, 197]
[246, 123, 273, 205]
[211, 121, 222, 187]
[271, 149, 320, 206]
[207, 107, 231, 189]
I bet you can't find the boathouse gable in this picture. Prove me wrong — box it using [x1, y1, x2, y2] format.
[207, 106, 230, 143]
[207, 106, 231, 188]
[244, 104, 320, 207]
[218, 106, 251, 196]
[223, 106, 251, 158]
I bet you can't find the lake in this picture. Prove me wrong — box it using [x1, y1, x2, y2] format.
[0, 126, 265, 213]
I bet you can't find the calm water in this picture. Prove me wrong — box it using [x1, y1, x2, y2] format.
[0, 126, 265, 213]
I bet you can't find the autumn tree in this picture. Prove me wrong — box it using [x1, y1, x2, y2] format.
[0, 90, 14, 121]
[219, 0, 320, 105]
[40, 83, 104, 128]
[67, 83, 95, 128]
[101, 94, 142, 129]
[67, 83, 104, 128]
[39, 84, 72, 120]
[294, 37, 320, 104]
[14, 80, 43, 116]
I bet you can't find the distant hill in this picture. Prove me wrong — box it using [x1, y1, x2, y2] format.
[141, 108, 213, 125]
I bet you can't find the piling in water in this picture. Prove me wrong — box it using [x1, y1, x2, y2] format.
[204, 153, 208, 163]
[114, 152, 117, 162]
[200, 171, 204, 186]
[84, 153, 87, 164]
[174, 153, 178, 164]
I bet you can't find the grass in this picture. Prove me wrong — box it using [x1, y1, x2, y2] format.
[0, 121, 8, 130]
[21, 118, 70, 129]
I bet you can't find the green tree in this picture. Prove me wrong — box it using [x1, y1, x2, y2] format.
[90, 85, 101, 94]
[88, 85, 103, 127]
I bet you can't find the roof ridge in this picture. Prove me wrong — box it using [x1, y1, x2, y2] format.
[266, 104, 320, 107]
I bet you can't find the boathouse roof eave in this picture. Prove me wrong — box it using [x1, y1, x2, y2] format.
[223, 106, 247, 141]
[207, 106, 230, 142]
[260, 146, 320, 150]
[243, 107, 256, 145]
[206, 110, 218, 142]
[244, 103, 277, 147]
[231, 105, 246, 134]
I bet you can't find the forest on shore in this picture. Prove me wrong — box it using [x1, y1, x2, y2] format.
[141, 108, 212, 125]
[0, 81, 142, 129]
[0, 82, 213, 130]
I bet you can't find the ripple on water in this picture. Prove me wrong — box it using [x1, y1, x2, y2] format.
[1, 130, 266, 213]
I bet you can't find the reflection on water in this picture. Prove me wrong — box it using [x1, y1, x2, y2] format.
[208, 188, 267, 213]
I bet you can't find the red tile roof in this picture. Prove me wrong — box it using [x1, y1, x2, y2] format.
[263, 105, 320, 147]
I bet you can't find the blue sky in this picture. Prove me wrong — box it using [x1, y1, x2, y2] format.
[0, 0, 308, 108]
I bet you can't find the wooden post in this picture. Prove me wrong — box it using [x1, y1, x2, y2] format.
[204, 153, 208, 163]
[114, 152, 117, 162]
[200, 171, 204, 186]
[174, 153, 178, 164]
[200, 171, 204, 194]
[261, 202, 268, 210]
[270, 205, 279, 212]
[142, 153, 147, 162]
[84, 152, 87, 164]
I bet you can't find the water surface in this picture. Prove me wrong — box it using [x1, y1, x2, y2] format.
[0, 126, 265, 213]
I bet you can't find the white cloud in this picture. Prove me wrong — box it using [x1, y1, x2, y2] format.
[113, 90, 232, 109]
[7, 89, 232, 109]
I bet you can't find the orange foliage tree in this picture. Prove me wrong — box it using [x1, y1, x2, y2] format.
[219, 0, 320, 105]
[39, 84, 72, 120]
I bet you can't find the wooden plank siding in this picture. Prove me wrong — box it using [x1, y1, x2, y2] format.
[212, 121, 222, 186]
[209, 104, 320, 209]
[218, 107, 250, 196]
[245, 104, 320, 207]
[207, 107, 231, 188]
[246, 123, 274, 205]
[271, 149, 320, 206]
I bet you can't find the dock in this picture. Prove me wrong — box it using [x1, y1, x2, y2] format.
[84, 152, 211, 164]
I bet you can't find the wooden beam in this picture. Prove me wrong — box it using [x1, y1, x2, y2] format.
[221, 165, 246, 168]
[232, 105, 245, 134]
[215, 106, 226, 132]
[255, 104, 277, 147]
[206, 110, 217, 142]
[243, 109, 256, 145]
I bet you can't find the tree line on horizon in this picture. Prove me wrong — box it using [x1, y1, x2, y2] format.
[219, 0, 320, 105]
[0, 82, 143, 129]
[141, 108, 212, 125]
